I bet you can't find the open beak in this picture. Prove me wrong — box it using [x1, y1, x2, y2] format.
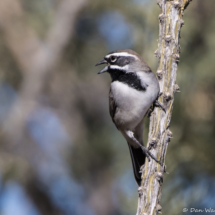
[95, 59, 108, 74]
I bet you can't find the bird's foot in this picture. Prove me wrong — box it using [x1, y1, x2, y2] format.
[155, 92, 166, 113]
[140, 146, 161, 165]
[147, 94, 166, 117]
[154, 100, 166, 113]
[125, 130, 162, 165]
[146, 149, 162, 165]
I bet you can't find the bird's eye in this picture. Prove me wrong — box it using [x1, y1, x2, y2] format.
[110, 56, 117, 62]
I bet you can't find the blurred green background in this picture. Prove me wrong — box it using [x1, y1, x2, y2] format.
[0, 0, 215, 215]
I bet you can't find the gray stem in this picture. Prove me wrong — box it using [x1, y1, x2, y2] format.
[136, 1, 192, 215]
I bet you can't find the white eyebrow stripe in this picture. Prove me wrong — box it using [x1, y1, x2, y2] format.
[106, 52, 138, 59]
[109, 65, 129, 71]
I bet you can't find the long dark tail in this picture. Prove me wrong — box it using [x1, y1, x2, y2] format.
[128, 144, 146, 186]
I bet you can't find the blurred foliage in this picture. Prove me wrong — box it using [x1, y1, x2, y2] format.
[0, 0, 215, 215]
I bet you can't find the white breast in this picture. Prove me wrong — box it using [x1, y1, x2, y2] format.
[111, 81, 156, 129]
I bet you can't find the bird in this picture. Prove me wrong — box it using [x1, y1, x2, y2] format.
[96, 49, 165, 186]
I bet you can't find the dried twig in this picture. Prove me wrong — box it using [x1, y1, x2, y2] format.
[136, 1, 191, 214]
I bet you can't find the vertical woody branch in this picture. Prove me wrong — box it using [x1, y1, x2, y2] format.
[137, 0, 192, 215]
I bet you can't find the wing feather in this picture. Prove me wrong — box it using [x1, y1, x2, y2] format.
[109, 89, 118, 126]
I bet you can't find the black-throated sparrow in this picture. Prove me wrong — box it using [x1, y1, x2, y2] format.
[96, 49, 165, 186]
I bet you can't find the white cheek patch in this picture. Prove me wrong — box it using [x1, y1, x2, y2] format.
[109, 65, 129, 71]
[106, 52, 138, 59]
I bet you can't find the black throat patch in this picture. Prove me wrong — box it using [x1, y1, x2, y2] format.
[109, 69, 147, 91]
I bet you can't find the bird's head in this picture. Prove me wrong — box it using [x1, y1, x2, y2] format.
[96, 49, 151, 76]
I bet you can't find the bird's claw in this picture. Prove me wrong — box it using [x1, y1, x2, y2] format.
[147, 97, 166, 118]
[155, 92, 166, 113]
[154, 100, 166, 113]
[141, 146, 161, 165]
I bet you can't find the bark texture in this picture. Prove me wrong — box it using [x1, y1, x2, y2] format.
[136, 1, 192, 215]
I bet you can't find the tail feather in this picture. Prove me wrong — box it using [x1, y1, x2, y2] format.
[128, 144, 146, 186]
